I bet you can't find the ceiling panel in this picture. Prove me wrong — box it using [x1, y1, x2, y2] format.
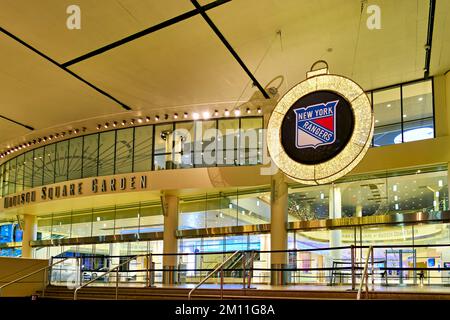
[0, 32, 120, 143]
[207, 0, 430, 96]
[68, 15, 251, 111]
[0, 0, 194, 63]
[0, 118, 30, 144]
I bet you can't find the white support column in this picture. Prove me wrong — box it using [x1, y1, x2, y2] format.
[356, 204, 363, 218]
[162, 193, 179, 285]
[21, 214, 37, 259]
[270, 172, 288, 285]
[329, 184, 342, 262]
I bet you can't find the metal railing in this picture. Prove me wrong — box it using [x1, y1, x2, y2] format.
[0, 257, 68, 297]
[73, 255, 138, 300]
[36, 243, 450, 300]
[188, 250, 240, 300]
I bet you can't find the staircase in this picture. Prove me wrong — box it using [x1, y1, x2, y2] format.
[36, 285, 450, 300]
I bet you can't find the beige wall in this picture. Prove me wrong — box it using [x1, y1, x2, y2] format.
[0, 257, 48, 297]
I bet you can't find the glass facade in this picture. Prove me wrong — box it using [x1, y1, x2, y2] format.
[178, 188, 271, 230]
[36, 201, 164, 240]
[0, 78, 436, 196]
[0, 116, 264, 197]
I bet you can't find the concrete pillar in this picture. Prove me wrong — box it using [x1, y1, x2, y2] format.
[329, 184, 342, 261]
[162, 194, 179, 285]
[270, 172, 288, 285]
[21, 214, 37, 259]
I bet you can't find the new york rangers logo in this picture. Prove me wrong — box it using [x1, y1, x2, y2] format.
[294, 100, 338, 149]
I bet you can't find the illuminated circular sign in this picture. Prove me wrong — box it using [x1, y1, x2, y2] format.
[267, 73, 374, 185]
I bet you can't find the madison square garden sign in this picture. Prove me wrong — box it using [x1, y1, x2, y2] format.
[267, 66, 374, 185]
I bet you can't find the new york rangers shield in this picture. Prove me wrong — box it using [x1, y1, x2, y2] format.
[294, 100, 338, 149]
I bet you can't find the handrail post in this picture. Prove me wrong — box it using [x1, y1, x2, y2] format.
[220, 266, 224, 300]
[242, 251, 246, 289]
[248, 250, 254, 289]
[116, 268, 119, 300]
[357, 246, 373, 300]
[371, 246, 374, 289]
[146, 253, 152, 287]
[351, 245, 355, 290]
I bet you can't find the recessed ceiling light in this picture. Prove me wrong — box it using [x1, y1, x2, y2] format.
[145, 116, 150, 122]
[203, 111, 210, 119]
[418, 97, 423, 101]
[387, 104, 391, 107]
[183, 112, 188, 119]
[138, 118, 143, 123]
[193, 112, 200, 120]
[224, 109, 230, 117]
[234, 109, 241, 116]
[257, 107, 262, 114]
[403, 114, 407, 118]
[112, 122, 117, 127]
[246, 108, 251, 114]
[121, 120, 126, 126]
[375, 119, 379, 123]
[174, 113, 178, 119]
[155, 116, 159, 121]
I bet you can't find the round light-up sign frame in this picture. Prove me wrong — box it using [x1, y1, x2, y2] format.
[267, 74, 374, 185]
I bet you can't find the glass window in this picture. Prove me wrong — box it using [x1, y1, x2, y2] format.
[387, 170, 448, 214]
[0, 164, 3, 197]
[115, 128, 134, 174]
[23, 151, 33, 189]
[15, 154, 24, 193]
[70, 209, 92, 238]
[139, 202, 164, 233]
[68, 137, 83, 180]
[43, 144, 56, 185]
[8, 158, 16, 194]
[115, 205, 140, 236]
[1, 163, 8, 196]
[174, 122, 194, 169]
[373, 86, 401, 146]
[32, 147, 44, 187]
[217, 119, 239, 166]
[54, 140, 69, 183]
[51, 212, 72, 239]
[92, 207, 115, 236]
[37, 214, 53, 240]
[98, 131, 115, 176]
[82, 134, 98, 178]
[240, 117, 263, 165]
[288, 185, 329, 221]
[194, 120, 216, 168]
[401, 80, 434, 143]
[133, 126, 153, 172]
[154, 124, 174, 170]
[235, 188, 271, 226]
